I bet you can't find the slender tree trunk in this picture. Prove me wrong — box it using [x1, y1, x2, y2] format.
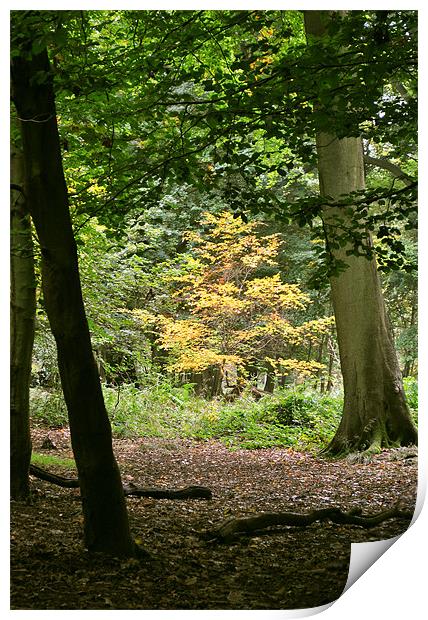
[306, 340, 313, 363]
[326, 337, 335, 393]
[316, 334, 325, 393]
[402, 285, 417, 377]
[264, 374, 275, 393]
[304, 11, 417, 454]
[10, 143, 35, 500]
[11, 38, 135, 555]
[210, 366, 223, 398]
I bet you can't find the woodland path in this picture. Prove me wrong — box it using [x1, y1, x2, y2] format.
[11, 429, 417, 610]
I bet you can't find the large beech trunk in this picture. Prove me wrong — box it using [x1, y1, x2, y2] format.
[304, 12, 417, 454]
[11, 41, 135, 555]
[10, 143, 35, 500]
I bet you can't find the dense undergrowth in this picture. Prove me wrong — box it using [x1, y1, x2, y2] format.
[30, 377, 418, 451]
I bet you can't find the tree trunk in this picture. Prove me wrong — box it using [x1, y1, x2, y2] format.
[263, 362, 275, 393]
[208, 366, 222, 398]
[304, 11, 417, 454]
[306, 340, 313, 363]
[326, 337, 335, 393]
[402, 285, 417, 377]
[11, 37, 135, 556]
[316, 333, 326, 393]
[10, 142, 35, 500]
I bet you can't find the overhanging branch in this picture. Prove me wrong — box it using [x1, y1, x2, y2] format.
[364, 155, 415, 186]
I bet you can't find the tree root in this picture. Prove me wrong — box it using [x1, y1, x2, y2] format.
[122, 482, 212, 499]
[321, 424, 418, 459]
[201, 505, 413, 543]
[29, 464, 212, 500]
[29, 464, 79, 488]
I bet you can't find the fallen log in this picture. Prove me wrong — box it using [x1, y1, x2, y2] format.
[202, 506, 413, 543]
[29, 464, 212, 500]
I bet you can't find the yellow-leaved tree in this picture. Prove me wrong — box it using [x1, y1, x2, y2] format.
[133, 212, 334, 395]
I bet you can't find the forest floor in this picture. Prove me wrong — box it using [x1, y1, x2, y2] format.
[11, 428, 417, 611]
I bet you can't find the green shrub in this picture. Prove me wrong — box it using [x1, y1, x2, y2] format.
[30, 379, 344, 450]
[186, 387, 343, 451]
[259, 391, 318, 427]
[30, 388, 68, 428]
[29, 377, 418, 452]
[403, 376, 418, 425]
[102, 381, 207, 439]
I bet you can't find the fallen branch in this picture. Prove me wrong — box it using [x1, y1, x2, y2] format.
[29, 464, 212, 500]
[202, 506, 413, 543]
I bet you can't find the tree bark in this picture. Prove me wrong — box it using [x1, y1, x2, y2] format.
[11, 35, 135, 556]
[10, 142, 35, 500]
[304, 11, 417, 455]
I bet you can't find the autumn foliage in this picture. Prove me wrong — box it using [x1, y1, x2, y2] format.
[132, 212, 334, 389]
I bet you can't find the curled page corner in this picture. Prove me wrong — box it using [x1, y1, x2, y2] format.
[342, 482, 424, 596]
[343, 534, 401, 593]
[274, 600, 334, 618]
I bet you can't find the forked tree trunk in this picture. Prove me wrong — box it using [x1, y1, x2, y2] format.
[11, 38, 135, 555]
[304, 11, 417, 454]
[10, 143, 35, 500]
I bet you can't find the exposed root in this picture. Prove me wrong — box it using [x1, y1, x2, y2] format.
[29, 464, 79, 488]
[202, 505, 413, 544]
[320, 423, 417, 460]
[29, 464, 212, 500]
[123, 482, 212, 500]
